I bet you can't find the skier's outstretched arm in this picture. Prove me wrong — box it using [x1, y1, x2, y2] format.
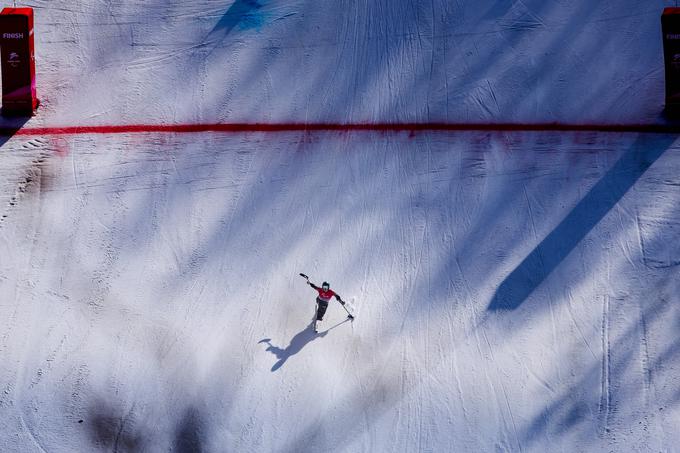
[335, 294, 344, 305]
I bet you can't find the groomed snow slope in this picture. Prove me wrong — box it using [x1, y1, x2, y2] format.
[21, 0, 675, 127]
[1, 1, 680, 453]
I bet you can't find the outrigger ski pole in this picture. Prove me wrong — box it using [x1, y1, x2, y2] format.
[340, 302, 355, 320]
[299, 273, 355, 320]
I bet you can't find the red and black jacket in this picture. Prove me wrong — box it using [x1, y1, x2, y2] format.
[309, 283, 342, 303]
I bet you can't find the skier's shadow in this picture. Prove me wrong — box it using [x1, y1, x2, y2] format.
[259, 318, 350, 372]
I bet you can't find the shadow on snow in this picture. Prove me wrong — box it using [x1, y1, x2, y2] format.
[488, 134, 676, 311]
[207, 0, 265, 40]
[260, 318, 350, 372]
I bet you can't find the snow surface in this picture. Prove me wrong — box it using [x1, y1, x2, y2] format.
[1, 1, 680, 452]
[19, 0, 678, 126]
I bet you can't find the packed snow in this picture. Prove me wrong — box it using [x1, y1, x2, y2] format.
[1, 1, 680, 452]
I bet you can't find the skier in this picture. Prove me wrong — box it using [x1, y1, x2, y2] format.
[305, 278, 344, 323]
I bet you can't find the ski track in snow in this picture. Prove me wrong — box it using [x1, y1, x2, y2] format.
[599, 295, 612, 436]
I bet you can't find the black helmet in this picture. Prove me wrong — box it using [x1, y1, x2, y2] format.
[322, 281, 330, 289]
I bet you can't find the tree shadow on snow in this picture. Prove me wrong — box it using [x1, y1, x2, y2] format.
[174, 406, 206, 453]
[206, 0, 265, 41]
[85, 399, 206, 452]
[86, 399, 147, 452]
[260, 318, 350, 372]
[488, 134, 677, 311]
[0, 117, 29, 143]
[521, 292, 680, 448]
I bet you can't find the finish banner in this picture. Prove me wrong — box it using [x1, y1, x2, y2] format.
[0, 8, 38, 115]
[662, 8, 680, 113]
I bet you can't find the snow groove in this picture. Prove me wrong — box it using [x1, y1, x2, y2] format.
[599, 295, 612, 436]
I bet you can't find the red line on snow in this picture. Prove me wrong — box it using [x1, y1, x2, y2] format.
[1, 122, 680, 136]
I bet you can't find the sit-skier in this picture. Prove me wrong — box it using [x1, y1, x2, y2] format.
[306, 278, 344, 328]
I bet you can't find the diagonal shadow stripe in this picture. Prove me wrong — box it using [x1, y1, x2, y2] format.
[488, 134, 677, 311]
